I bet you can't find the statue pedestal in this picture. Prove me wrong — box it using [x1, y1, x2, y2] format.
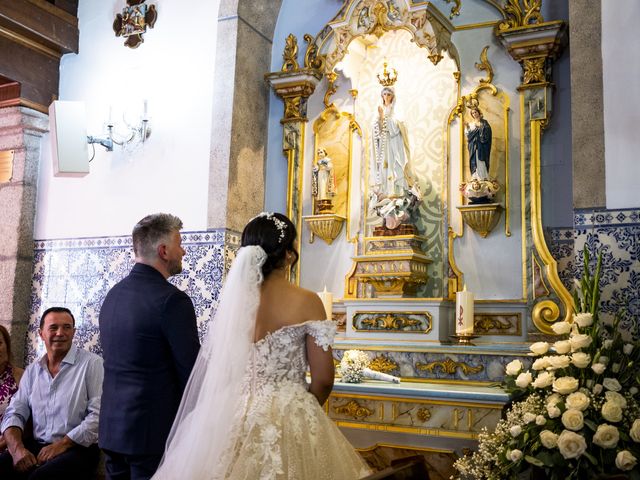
[352, 234, 430, 298]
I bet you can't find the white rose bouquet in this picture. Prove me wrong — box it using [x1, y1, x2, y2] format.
[339, 350, 401, 384]
[455, 250, 640, 479]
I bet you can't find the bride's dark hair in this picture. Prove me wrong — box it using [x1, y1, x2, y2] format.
[241, 212, 298, 277]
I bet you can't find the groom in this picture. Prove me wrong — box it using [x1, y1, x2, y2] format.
[99, 213, 200, 480]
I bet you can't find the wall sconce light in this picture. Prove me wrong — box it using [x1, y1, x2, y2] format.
[87, 101, 151, 153]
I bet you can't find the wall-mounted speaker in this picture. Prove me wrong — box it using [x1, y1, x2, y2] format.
[49, 101, 90, 177]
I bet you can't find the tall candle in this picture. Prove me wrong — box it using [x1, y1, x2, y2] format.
[455, 285, 474, 335]
[317, 286, 333, 321]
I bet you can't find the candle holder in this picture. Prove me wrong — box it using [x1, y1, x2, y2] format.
[449, 334, 479, 345]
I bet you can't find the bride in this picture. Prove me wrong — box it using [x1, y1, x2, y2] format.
[153, 212, 370, 479]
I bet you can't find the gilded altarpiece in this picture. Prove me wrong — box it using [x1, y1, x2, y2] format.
[267, 0, 571, 471]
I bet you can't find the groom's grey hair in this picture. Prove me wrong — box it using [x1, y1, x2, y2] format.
[132, 213, 183, 259]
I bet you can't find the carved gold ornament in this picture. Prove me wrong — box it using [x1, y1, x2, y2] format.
[362, 314, 420, 330]
[417, 407, 432, 422]
[457, 204, 503, 238]
[474, 315, 515, 333]
[475, 46, 494, 85]
[498, 0, 544, 31]
[303, 33, 323, 70]
[333, 400, 374, 420]
[443, 0, 461, 19]
[523, 57, 546, 85]
[369, 356, 399, 373]
[282, 34, 299, 72]
[416, 358, 484, 375]
[303, 214, 345, 245]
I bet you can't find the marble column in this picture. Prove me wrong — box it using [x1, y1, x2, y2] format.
[208, 0, 283, 234]
[569, 0, 606, 209]
[0, 107, 48, 365]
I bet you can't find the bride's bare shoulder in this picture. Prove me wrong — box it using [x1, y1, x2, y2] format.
[280, 284, 327, 324]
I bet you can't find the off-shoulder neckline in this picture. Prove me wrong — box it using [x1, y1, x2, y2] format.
[253, 319, 334, 345]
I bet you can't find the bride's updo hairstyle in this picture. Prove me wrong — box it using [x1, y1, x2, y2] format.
[241, 212, 299, 277]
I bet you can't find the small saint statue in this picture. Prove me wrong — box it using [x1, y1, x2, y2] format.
[460, 98, 499, 204]
[312, 148, 336, 213]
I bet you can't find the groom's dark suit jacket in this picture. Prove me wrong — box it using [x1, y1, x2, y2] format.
[98, 263, 200, 455]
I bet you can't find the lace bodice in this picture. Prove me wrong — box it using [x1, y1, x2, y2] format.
[246, 320, 336, 392]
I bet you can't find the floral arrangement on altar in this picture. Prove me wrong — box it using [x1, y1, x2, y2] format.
[454, 250, 640, 480]
[339, 350, 400, 384]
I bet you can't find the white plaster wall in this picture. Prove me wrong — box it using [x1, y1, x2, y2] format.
[602, 0, 640, 209]
[34, 0, 220, 239]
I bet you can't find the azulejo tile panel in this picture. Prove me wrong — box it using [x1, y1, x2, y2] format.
[549, 208, 640, 341]
[26, 230, 239, 364]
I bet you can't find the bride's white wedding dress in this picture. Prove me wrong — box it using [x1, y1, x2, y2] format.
[153, 246, 370, 480]
[222, 320, 370, 479]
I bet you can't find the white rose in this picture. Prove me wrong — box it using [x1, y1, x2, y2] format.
[605, 391, 627, 408]
[569, 333, 592, 351]
[508, 449, 523, 462]
[557, 430, 587, 459]
[592, 363, 606, 375]
[592, 424, 619, 449]
[551, 321, 572, 335]
[603, 339, 613, 349]
[574, 312, 593, 327]
[515, 372, 533, 388]
[593, 383, 603, 395]
[601, 402, 623, 423]
[599, 356, 609, 365]
[505, 359, 524, 376]
[553, 376, 579, 395]
[603, 378, 622, 392]
[540, 430, 558, 448]
[522, 412, 536, 424]
[561, 409, 584, 431]
[553, 340, 571, 354]
[548, 355, 571, 370]
[630, 419, 640, 442]
[566, 392, 590, 411]
[623, 343, 634, 355]
[536, 415, 547, 426]
[546, 393, 562, 405]
[615, 450, 638, 471]
[571, 352, 591, 368]
[533, 372, 555, 389]
[530, 342, 550, 356]
[510, 425, 522, 437]
[532, 357, 550, 370]
[547, 404, 561, 418]
[631, 387, 638, 395]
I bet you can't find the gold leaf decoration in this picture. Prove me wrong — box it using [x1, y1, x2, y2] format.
[416, 358, 484, 375]
[282, 34, 299, 72]
[333, 400, 374, 420]
[369, 355, 399, 373]
[475, 46, 494, 85]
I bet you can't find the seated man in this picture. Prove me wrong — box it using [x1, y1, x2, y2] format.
[0, 307, 103, 479]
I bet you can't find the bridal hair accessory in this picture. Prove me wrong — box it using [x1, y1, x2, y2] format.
[253, 212, 287, 243]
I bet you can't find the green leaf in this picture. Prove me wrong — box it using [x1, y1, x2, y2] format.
[582, 451, 598, 465]
[525, 455, 545, 467]
[584, 419, 597, 431]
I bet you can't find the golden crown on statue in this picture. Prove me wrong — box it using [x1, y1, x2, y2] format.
[377, 62, 398, 87]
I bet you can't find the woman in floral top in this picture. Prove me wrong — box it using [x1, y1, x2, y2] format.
[0, 325, 24, 451]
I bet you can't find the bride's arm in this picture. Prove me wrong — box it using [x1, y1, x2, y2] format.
[306, 338, 335, 406]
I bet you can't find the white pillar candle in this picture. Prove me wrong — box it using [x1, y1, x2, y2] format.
[317, 286, 333, 320]
[455, 285, 474, 335]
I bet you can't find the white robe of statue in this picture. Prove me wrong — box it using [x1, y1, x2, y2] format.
[370, 87, 411, 199]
